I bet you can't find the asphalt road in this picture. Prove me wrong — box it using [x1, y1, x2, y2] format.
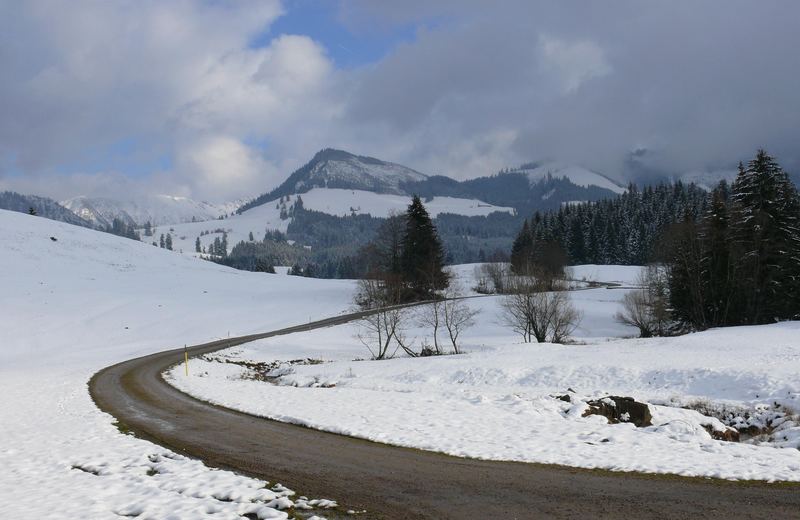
[89, 310, 800, 519]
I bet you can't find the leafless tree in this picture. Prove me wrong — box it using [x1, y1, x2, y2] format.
[442, 285, 479, 353]
[501, 276, 581, 344]
[548, 290, 582, 343]
[476, 262, 511, 294]
[614, 265, 671, 337]
[416, 297, 444, 354]
[353, 278, 411, 359]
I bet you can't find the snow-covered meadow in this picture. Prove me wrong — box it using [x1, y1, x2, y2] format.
[0, 209, 354, 519]
[170, 266, 800, 482]
[163, 188, 512, 257]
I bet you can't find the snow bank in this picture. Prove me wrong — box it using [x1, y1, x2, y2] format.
[172, 291, 800, 482]
[0, 209, 353, 518]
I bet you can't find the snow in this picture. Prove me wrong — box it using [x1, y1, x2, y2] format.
[0, 209, 353, 518]
[164, 188, 512, 255]
[300, 149, 427, 195]
[62, 194, 242, 227]
[298, 188, 513, 218]
[519, 162, 626, 194]
[171, 285, 800, 482]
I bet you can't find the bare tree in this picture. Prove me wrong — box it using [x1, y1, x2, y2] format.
[500, 276, 538, 342]
[501, 276, 581, 344]
[614, 265, 671, 337]
[442, 286, 479, 353]
[416, 298, 444, 354]
[477, 263, 511, 294]
[548, 290, 582, 343]
[353, 278, 411, 359]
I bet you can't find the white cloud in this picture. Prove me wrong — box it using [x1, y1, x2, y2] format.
[539, 36, 611, 93]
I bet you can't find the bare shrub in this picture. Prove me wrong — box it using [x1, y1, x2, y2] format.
[476, 263, 511, 294]
[501, 277, 581, 344]
[354, 278, 411, 359]
[614, 265, 671, 337]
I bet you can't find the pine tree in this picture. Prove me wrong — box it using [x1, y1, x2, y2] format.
[195, 237, 201, 253]
[165, 233, 173, 251]
[28, 206, 37, 216]
[400, 195, 448, 298]
[159, 234, 165, 248]
[248, 231, 254, 241]
[510, 219, 533, 274]
[730, 150, 800, 323]
[699, 181, 735, 326]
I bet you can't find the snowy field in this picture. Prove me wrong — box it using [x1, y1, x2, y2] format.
[0, 209, 354, 519]
[164, 188, 512, 256]
[170, 268, 800, 482]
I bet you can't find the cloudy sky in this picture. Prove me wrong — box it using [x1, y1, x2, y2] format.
[1, 0, 799, 202]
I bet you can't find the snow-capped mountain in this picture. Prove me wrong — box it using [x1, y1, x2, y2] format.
[676, 169, 737, 191]
[239, 149, 428, 213]
[0, 191, 92, 227]
[62, 195, 243, 228]
[514, 161, 626, 194]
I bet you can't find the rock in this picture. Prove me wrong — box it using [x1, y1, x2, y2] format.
[554, 394, 572, 403]
[583, 396, 652, 427]
[702, 424, 740, 442]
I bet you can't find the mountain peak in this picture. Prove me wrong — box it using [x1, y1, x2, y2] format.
[238, 148, 428, 213]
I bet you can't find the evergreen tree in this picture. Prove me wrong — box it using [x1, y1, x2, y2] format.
[195, 237, 201, 253]
[729, 150, 800, 323]
[165, 233, 173, 251]
[144, 221, 152, 237]
[510, 219, 533, 273]
[400, 195, 448, 298]
[249, 231, 254, 241]
[28, 206, 37, 215]
[159, 234, 165, 248]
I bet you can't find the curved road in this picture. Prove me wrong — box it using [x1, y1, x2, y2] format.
[90, 311, 800, 519]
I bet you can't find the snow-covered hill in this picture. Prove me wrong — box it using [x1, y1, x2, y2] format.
[297, 188, 513, 218]
[676, 169, 737, 191]
[0, 190, 92, 227]
[516, 162, 626, 194]
[62, 194, 242, 228]
[165, 188, 513, 255]
[238, 148, 430, 213]
[281, 148, 426, 196]
[0, 209, 354, 517]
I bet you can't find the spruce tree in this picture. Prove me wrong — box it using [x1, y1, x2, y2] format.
[400, 195, 448, 298]
[165, 233, 173, 251]
[510, 219, 533, 274]
[195, 237, 201, 253]
[730, 150, 800, 323]
[159, 234, 165, 248]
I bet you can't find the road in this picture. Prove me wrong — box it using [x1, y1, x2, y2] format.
[90, 310, 800, 519]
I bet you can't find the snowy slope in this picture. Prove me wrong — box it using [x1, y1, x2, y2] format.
[299, 149, 427, 194]
[677, 169, 737, 191]
[0, 209, 354, 517]
[518, 162, 626, 194]
[0, 190, 92, 227]
[62, 194, 242, 228]
[298, 188, 513, 218]
[172, 266, 800, 482]
[164, 188, 513, 255]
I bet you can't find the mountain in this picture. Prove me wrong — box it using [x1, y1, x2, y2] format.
[62, 195, 242, 228]
[239, 149, 428, 213]
[676, 169, 737, 191]
[241, 149, 625, 217]
[0, 191, 92, 227]
[514, 161, 626, 194]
